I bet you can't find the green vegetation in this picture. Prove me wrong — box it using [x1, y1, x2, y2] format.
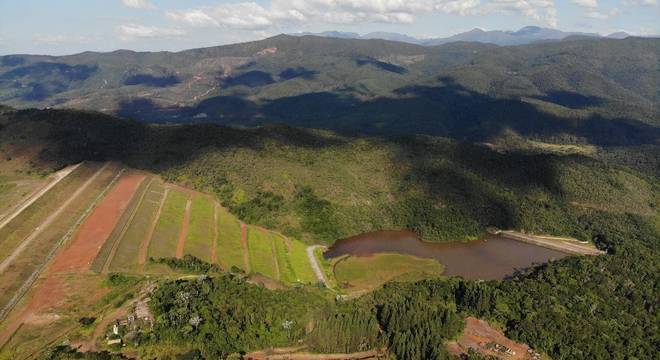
[272, 233, 295, 283]
[215, 206, 245, 271]
[333, 253, 444, 293]
[108, 181, 165, 271]
[152, 255, 220, 274]
[148, 190, 188, 260]
[288, 238, 317, 284]
[185, 196, 215, 262]
[1, 106, 657, 247]
[144, 274, 328, 359]
[247, 227, 278, 279]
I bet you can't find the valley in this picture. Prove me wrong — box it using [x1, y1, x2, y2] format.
[0, 30, 656, 359]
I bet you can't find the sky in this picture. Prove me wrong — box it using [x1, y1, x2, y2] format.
[0, 0, 658, 55]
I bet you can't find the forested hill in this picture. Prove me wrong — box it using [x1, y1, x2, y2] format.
[1, 36, 658, 145]
[1, 106, 657, 249]
[11, 106, 658, 360]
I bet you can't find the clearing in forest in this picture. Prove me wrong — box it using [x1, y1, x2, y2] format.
[147, 189, 189, 260]
[247, 227, 279, 279]
[216, 206, 245, 271]
[184, 196, 215, 262]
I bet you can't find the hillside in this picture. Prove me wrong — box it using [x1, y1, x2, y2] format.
[0, 107, 658, 360]
[2, 107, 657, 249]
[1, 36, 658, 145]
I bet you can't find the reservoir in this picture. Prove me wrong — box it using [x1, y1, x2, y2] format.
[324, 230, 569, 280]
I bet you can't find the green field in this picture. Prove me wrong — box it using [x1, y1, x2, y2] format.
[272, 234, 295, 283]
[333, 253, 444, 294]
[288, 239, 317, 284]
[148, 189, 189, 260]
[247, 227, 278, 279]
[108, 180, 165, 271]
[184, 196, 215, 262]
[216, 206, 245, 271]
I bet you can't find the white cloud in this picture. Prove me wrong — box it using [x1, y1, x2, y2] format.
[584, 8, 620, 20]
[118, 24, 186, 41]
[34, 34, 94, 44]
[571, 0, 598, 8]
[122, 0, 156, 9]
[622, 0, 657, 6]
[473, 0, 558, 27]
[166, 0, 514, 30]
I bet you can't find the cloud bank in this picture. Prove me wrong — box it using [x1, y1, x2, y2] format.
[166, 0, 560, 29]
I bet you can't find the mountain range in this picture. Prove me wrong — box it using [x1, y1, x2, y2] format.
[293, 26, 640, 46]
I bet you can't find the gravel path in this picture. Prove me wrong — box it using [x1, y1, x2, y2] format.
[306, 245, 329, 288]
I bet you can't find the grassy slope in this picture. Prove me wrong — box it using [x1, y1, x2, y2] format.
[216, 206, 245, 271]
[1, 107, 656, 248]
[0, 162, 119, 310]
[185, 196, 215, 262]
[0, 163, 100, 261]
[148, 189, 188, 260]
[109, 181, 165, 271]
[247, 227, 278, 279]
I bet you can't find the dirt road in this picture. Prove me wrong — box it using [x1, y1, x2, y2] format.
[0, 163, 110, 274]
[306, 245, 329, 288]
[500, 231, 605, 255]
[175, 198, 192, 259]
[0, 163, 81, 231]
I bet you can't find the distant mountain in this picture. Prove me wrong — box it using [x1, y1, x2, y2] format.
[607, 32, 631, 39]
[0, 35, 658, 145]
[361, 31, 425, 44]
[294, 26, 605, 46]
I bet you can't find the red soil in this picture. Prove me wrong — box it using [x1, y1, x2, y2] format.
[49, 174, 145, 273]
[447, 317, 536, 359]
[175, 198, 192, 259]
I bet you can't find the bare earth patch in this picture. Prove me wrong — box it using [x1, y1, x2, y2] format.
[447, 317, 541, 360]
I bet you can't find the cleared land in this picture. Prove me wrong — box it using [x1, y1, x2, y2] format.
[67, 174, 322, 286]
[49, 172, 145, 273]
[499, 231, 605, 255]
[147, 189, 189, 260]
[0, 163, 79, 231]
[109, 181, 165, 271]
[333, 253, 444, 294]
[446, 317, 540, 360]
[0, 162, 121, 323]
[0, 163, 103, 264]
[184, 196, 216, 262]
[248, 227, 279, 279]
[90, 175, 152, 273]
[216, 206, 246, 271]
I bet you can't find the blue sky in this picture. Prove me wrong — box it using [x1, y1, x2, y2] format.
[0, 0, 657, 55]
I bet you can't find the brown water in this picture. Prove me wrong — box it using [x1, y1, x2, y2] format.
[324, 230, 569, 280]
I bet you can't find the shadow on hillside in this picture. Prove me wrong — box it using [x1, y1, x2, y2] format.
[116, 76, 660, 147]
[124, 74, 181, 87]
[535, 90, 605, 109]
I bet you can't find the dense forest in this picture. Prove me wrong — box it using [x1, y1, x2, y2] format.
[0, 106, 656, 359]
[67, 208, 657, 359]
[1, 107, 657, 246]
